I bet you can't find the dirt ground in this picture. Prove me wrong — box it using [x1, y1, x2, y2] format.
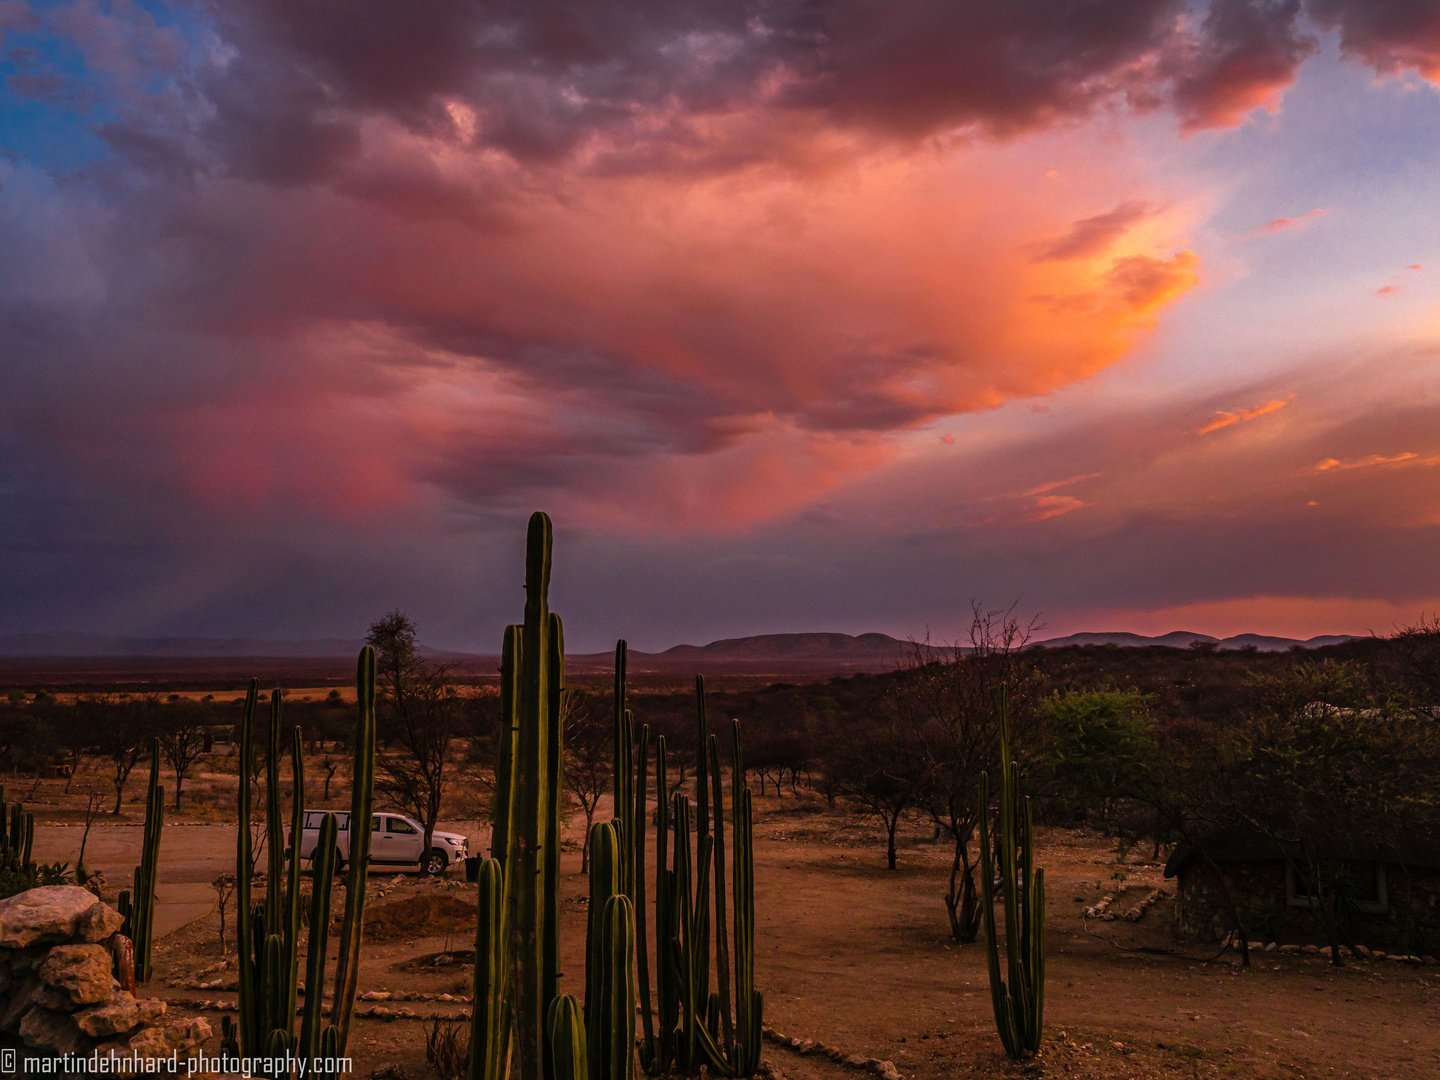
[23, 784, 1440, 1080]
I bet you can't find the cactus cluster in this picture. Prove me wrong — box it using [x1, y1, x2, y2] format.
[228, 648, 375, 1078]
[0, 787, 35, 872]
[117, 739, 164, 983]
[977, 685, 1046, 1058]
[472, 512, 763, 1080]
[639, 676, 760, 1077]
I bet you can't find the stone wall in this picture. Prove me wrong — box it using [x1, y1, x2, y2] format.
[0, 885, 211, 1061]
[1174, 860, 1440, 953]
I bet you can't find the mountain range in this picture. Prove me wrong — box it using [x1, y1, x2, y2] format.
[0, 628, 1357, 663]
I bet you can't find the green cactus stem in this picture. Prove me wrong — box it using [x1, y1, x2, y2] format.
[468, 857, 510, 1080]
[298, 813, 337, 1064]
[132, 738, 163, 983]
[333, 646, 377, 1054]
[236, 680, 260, 1056]
[977, 685, 1046, 1058]
[547, 995, 587, 1080]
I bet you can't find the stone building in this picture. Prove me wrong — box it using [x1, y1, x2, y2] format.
[1164, 832, 1440, 953]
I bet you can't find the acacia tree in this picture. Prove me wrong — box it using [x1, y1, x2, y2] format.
[824, 702, 931, 870]
[370, 612, 459, 861]
[561, 690, 612, 871]
[77, 693, 152, 814]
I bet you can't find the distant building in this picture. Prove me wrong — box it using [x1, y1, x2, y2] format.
[1164, 833, 1440, 954]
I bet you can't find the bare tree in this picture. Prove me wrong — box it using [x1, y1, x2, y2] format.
[896, 603, 1040, 941]
[561, 690, 612, 871]
[160, 702, 211, 809]
[76, 789, 106, 882]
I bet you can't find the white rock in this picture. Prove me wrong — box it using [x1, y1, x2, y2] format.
[0, 887, 115, 948]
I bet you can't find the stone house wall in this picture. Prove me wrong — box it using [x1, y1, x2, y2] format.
[1174, 859, 1440, 953]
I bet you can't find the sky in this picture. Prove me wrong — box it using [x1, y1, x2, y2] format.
[2, 1, 1440, 653]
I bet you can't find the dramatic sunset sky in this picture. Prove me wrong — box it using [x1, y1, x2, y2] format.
[3, 1, 1440, 651]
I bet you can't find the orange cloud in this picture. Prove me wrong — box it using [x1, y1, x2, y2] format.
[1197, 397, 1292, 435]
[1377, 285, 1397, 296]
[1313, 452, 1440, 472]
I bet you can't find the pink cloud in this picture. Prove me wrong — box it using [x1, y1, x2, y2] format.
[1257, 207, 1327, 234]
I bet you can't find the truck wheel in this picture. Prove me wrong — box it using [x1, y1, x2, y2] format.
[422, 849, 447, 877]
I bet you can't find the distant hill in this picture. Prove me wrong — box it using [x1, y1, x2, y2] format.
[0, 632, 365, 658]
[1030, 631, 1357, 652]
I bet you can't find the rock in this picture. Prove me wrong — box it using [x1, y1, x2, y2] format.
[789, 1037, 804, 1049]
[845, 1055, 868, 1068]
[9, 947, 49, 973]
[19, 1006, 86, 1055]
[123, 1016, 212, 1059]
[1, 973, 40, 1030]
[74, 989, 167, 1037]
[1279, 945, 1300, 953]
[0, 887, 113, 948]
[825, 1048, 845, 1061]
[0, 962, 9, 994]
[361, 990, 391, 1001]
[798, 1039, 816, 1054]
[38, 944, 116, 1006]
[877, 1061, 897, 1074]
[77, 903, 125, 944]
[31, 983, 76, 1011]
[1264, 942, 1278, 952]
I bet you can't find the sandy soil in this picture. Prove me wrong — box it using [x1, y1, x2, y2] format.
[26, 792, 1440, 1080]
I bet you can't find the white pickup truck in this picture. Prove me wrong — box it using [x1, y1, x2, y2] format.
[291, 810, 469, 877]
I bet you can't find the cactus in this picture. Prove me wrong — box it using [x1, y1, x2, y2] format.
[503, 511, 565, 1080]
[584, 823, 634, 1080]
[651, 735, 676, 1072]
[130, 738, 165, 983]
[235, 681, 258, 1056]
[468, 857, 509, 1080]
[977, 685, 1045, 1058]
[298, 813, 338, 1063]
[1, 789, 35, 874]
[547, 995, 587, 1080]
[235, 686, 309, 1065]
[729, 720, 762, 1077]
[333, 646, 377, 1054]
[474, 514, 765, 1080]
[593, 894, 636, 1080]
[234, 658, 368, 1075]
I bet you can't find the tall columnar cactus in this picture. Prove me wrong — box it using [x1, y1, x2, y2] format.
[298, 812, 338, 1064]
[1, 789, 36, 873]
[584, 823, 635, 1080]
[469, 857, 510, 1080]
[504, 512, 565, 1080]
[333, 647, 377, 1054]
[547, 996, 587, 1080]
[478, 513, 762, 1080]
[977, 685, 1046, 1058]
[651, 735, 677, 1073]
[130, 738, 165, 983]
[235, 681, 258, 1056]
[235, 686, 313, 1068]
[728, 720, 762, 1077]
